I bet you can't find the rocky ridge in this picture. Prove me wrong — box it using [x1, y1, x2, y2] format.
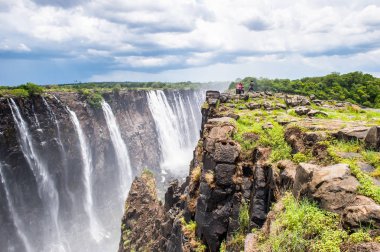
[119, 91, 380, 252]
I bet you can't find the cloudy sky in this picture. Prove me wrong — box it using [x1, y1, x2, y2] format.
[0, 0, 380, 85]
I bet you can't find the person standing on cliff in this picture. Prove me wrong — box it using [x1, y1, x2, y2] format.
[248, 81, 255, 92]
[235, 82, 241, 94]
[238, 82, 244, 94]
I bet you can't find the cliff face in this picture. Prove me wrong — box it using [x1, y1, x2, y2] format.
[119, 90, 380, 252]
[0, 89, 203, 252]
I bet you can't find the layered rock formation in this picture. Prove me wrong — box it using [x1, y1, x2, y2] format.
[0, 89, 203, 252]
[119, 91, 380, 252]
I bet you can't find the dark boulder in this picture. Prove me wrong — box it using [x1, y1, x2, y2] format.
[365, 126, 380, 150]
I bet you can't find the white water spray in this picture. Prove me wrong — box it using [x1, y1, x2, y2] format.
[101, 101, 132, 198]
[8, 98, 62, 249]
[0, 162, 34, 252]
[147, 90, 202, 176]
[67, 107, 105, 242]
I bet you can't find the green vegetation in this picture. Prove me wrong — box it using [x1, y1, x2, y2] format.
[0, 82, 44, 97]
[78, 89, 103, 108]
[258, 193, 374, 252]
[180, 218, 206, 252]
[233, 115, 292, 162]
[324, 140, 380, 204]
[221, 201, 250, 251]
[229, 72, 380, 108]
[292, 152, 312, 164]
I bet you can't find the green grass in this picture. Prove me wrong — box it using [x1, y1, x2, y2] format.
[324, 140, 380, 204]
[258, 193, 368, 252]
[362, 151, 380, 177]
[292, 152, 312, 164]
[343, 159, 380, 204]
[233, 115, 292, 162]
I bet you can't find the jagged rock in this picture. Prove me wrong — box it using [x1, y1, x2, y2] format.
[206, 90, 221, 100]
[249, 92, 261, 99]
[285, 95, 310, 107]
[219, 93, 230, 103]
[165, 180, 182, 211]
[285, 126, 306, 153]
[215, 164, 236, 187]
[213, 141, 240, 163]
[262, 123, 273, 130]
[249, 163, 275, 228]
[208, 98, 219, 106]
[242, 132, 259, 142]
[334, 126, 369, 141]
[246, 103, 261, 110]
[336, 152, 362, 159]
[292, 163, 380, 229]
[295, 106, 310, 115]
[309, 94, 316, 100]
[277, 160, 297, 189]
[342, 196, 380, 229]
[358, 162, 375, 173]
[345, 242, 380, 252]
[275, 103, 287, 110]
[263, 101, 273, 110]
[292, 163, 318, 198]
[226, 113, 240, 120]
[365, 126, 380, 150]
[307, 109, 328, 117]
[244, 233, 259, 252]
[119, 172, 165, 252]
[165, 218, 184, 252]
[313, 99, 323, 105]
[264, 91, 273, 96]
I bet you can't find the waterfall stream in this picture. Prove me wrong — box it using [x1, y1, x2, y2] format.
[0, 161, 33, 252]
[67, 107, 105, 242]
[101, 101, 132, 198]
[147, 90, 203, 176]
[0, 89, 207, 251]
[8, 98, 64, 250]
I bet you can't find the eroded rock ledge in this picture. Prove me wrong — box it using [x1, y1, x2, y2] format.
[119, 91, 380, 252]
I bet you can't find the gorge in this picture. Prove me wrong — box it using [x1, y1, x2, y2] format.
[0, 88, 209, 252]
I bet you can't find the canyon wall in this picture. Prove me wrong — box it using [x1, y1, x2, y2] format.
[0, 89, 204, 252]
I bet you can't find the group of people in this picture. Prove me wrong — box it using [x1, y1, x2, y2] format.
[235, 81, 255, 94]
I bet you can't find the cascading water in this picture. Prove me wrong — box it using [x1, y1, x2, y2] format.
[147, 90, 204, 176]
[0, 89, 208, 252]
[42, 97, 75, 206]
[8, 98, 64, 251]
[101, 101, 132, 198]
[67, 107, 105, 242]
[0, 161, 33, 252]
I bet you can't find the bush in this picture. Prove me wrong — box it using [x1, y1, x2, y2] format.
[261, 193, 347, 252]
[7, 88, 29, 97]
[21, 82, 44, 96]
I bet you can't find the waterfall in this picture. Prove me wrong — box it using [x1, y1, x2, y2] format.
[0, 161, 33, 252]
[8, 98, 63, 249]
[67, 107, 105, 242]
[147, 90, 203, 176]
[41, 97, 74, 205]
[101, 101, 132, 198]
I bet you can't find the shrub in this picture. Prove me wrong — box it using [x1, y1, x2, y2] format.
[21, 82, 44, 96]
[261, 193, 347, 252]
[292, 152, 311, 164]
[8, 88, 29, 97]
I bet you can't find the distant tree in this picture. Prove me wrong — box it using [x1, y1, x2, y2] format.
[20, 82, 44, 96]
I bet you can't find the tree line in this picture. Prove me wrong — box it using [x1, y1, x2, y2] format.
[229, 72, 380, 108]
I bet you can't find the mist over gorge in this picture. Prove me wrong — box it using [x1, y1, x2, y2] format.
[0, 88, 207, 252]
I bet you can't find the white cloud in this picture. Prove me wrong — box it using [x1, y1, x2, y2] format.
[0, 0, 380, 84]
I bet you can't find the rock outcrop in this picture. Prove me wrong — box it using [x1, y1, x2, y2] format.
[119, 90, 380, 252]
